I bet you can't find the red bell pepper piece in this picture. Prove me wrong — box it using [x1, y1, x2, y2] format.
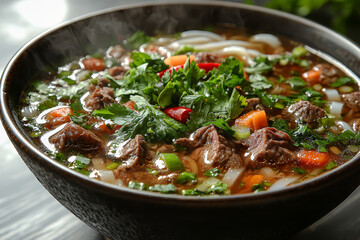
[157, 63, 220, 78]
[164, 107, 193, 123]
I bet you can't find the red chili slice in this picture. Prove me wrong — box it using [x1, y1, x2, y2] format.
[157, 63, 220, 78]
[164, 107, 193, 123]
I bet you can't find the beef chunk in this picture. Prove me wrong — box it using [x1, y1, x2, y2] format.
[343, 92, 360, 112]
[50, 122, 103, 154]
[107, 66, 127, 80]
[175, 125, 243, 171]
[318, 63, 341, 86]
[85, 84, 115, 110]
[114, 135, 148, 170]
[283, 100, 326, 127]
[194, 52, 225, 63]
[243, 127, 296, 168]
[243, 98, 265, 113]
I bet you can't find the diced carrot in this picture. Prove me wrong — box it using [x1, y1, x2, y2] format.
[94, 121, 121, 135]
[302, 66, 322, 85]
[243, 70, 249, 81]
[123, 100, 136, 110]
[297, 149, 331, 168]
[164, 55, 196, 68]
[238, 175, 264, 193]
[234, 110, 268, 130]
[45, 107, 73, 129]
[82, 57, 105, 71]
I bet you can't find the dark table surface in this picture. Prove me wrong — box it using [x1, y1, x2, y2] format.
[1, 0, 359, 239]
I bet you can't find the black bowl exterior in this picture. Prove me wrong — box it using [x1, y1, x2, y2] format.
[1, 2, 360, 240]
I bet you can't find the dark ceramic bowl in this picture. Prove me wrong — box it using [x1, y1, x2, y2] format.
[1, 1, 360, 240]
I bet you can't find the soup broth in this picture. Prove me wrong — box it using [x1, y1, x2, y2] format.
[20, 29, 360, 195]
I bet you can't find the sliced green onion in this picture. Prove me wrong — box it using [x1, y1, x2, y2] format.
[312, 84, 322, 91]
[159, 153, 184, 171]
[175, 171, 197, 184]
[274, 102, 285, 109]
[106, 162, 120, 170]
[339, 85, 354, 94]
[292, 46, 307, 58]
[232, 125, 251, 140]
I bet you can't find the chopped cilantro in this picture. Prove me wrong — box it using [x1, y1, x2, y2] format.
[293, 167, 307, 175]
[204, 168, 221, 177]
[148, 184, 177, 193]
[128, 181, 148, 191]
[251, 181, 271, 193]
[330, 77, 354, 88]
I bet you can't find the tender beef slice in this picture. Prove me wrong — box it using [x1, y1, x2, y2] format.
[343, 92, 360, 112]
[85, 85, 115, 110]
[107, 66, 127, 80]
[50, 122, 103, 154]
[282, 100, 326, 127]
[175, 125, 243, 171]
[317, 63, 341, 86]
[194, 52, 225, 63]
[243, 98, 265, 113]
[243, 127, 296, 168]
[114, 135, 148, 170]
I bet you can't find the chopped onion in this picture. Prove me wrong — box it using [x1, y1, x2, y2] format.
[329, 101, 344, 116]
[222, 168, 245, 188]
[182, 156, 198, 175]
[180, 30, 224, 40]
[335, 120, 355, 133]
[98, 170, 116, 184]
[268, 176, 299, 191]
[339, 85, 354, 93]
[250, 33, 281, 48]
[76, 70, 91, 82]
[196, 177, 220, 192]
[323, 88, 341, 101]
[258, 167, 277, 178]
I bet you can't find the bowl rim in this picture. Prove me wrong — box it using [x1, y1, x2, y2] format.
[1, 0, 360, 206]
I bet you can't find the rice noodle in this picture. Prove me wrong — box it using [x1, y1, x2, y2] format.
[222, 167, 245, 188]
[268, 176, 299, 191]
[188, 40, 258, 51]
[180, 30, 224, 40]
[171, 36, 214, 46]
[250, 33, 281, 48]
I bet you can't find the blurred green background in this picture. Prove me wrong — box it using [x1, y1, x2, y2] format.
[247, 0, 360, 44]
